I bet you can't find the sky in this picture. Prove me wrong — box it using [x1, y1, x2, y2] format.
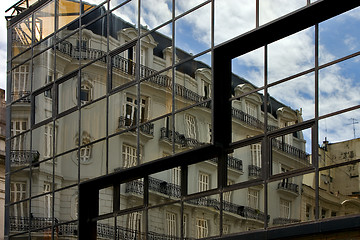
[2, 0, 360, 148]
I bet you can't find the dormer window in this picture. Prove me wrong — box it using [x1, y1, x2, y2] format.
[80, 82, 92, 104]
[76, 37, 88, 50]
[202, 80, 211, 99]
[246, 102, 257, 118]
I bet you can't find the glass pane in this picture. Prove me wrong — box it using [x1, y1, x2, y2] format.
[32, 123, 54, 162]
[9, 200, 30, 235]
[319, 110, 360, 167]
[188, 161, 217, 195]
[319, 6, 360, 65]
[55, 32, 80, 78]
[30, 194, 52, 229]
[268, 73, 315, 123]
[79, 16, 107, 64]
[149, 169, 181, 206]
[80, 58, 107, 104]
[116, 210, 144, 238]
[110, 1, 138, 27]
[222, 185, 265, 234]
[58, 0, 80, 30]
[34, 1, 55, 42]
[79, 139, 107, 181]
[175, 55, 212, 112]
[55, 110, 79, 155]
[32, 48, 55, 92]
[184, 194, 220, 239]
[214, 0, 256, 45]
[232, 47, 264, 88]
[231, 90, 265, 143]
[140, 77, 172, 121]
[318, 165, 360, 219]
[54, 150, 78, 189]
[58, 74, 78, 113]
[98, 218, 116, 239]
[80, 98, 106, 143]
[148, 204, 181, 239]
[319, 56, 360, 117]
[99, 186, 114, 215]
[11, 62, 31, 102]
[120, 181, 144, 210]
[174, 108, 212, 155]
[175, 3, 211, 57]
[34, 91, 53, 124]
[109, 135, 140, 171]
[175, 0, 208, 17]
[259, 0, 306, 26]
[54, 186, 79, 222]
[34, 35, 54, 53]
[10, 131, 32, 170]
[140, 0, 172, 30]
[271, 128, 312, 175]
[268, 27, 315, 84]
[12, 16, 32, 57]
[111, 48, 136, 90]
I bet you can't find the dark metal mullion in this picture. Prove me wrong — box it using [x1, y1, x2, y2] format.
[314, 23, 320, 221]
[263, 44, 269, 229]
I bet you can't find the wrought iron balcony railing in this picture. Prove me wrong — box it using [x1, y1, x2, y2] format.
[118, 116, 154, 136]
[277, 182, 299, 194]
[11, 91, 31, 103]
[272, 138, 309, 162]
[209, 156, 243, 172]
[248, 164, 261, 177]
[160, 127, 204, 148]
[272, 217, 301, 225]
[10, 150, 40, 166]
[125, 177, 181, 199]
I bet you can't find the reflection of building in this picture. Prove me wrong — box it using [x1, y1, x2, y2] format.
[5, 0, 360, 240]
[0, 89, 5, 240]
[301, 138, 360, 222]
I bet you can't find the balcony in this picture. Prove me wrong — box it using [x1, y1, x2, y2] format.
[271, 138, 309, 163]
[125, 177, 181, 199]
[10, 150, 40, 167]
[277, 182, 299, 195]
[223, 201, 268, 222]
[160, 127, 204, 148]
[118, 116, 154, 136]
[273, 217, 300, 225]
[209, 156, 243, 172]
[11, 91, 31, 103]
[248, 164, 261, 177]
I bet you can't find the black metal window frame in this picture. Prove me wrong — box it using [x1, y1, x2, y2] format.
[77, 1, 360, 239]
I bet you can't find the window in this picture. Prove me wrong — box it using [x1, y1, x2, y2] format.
[44, 183, 52, 218]
[12, 65, 30, 99]
[321, 208, 328, 219]
[202, 80, 211, 99]
[198, 172, 210, 192]
[172, 167, 181, 186]
[76, 38, 88, 50]
[306, 204, 312, 220]
[123, 144, 141, 168]
[124, 95, 148, 126]
[223, 224, 229, 235]
[224, 180, 234, 202]
[44, 125, 53, 158]
[80, 84, 92, 104]
[80, 145, 91, 163]
[128, 212, 142, 235]
[196, 218, 208, 238]
[166, 212, 176, 236]
[185, 114, 196, 139]
[280, 199, 291, 219]
[10, 182, 27, 217]
[245, 102, 257, 117]
[183, 215, 188, 238]
[44, 75, 53, 98]
[251, 144, 261, 167]
[248, 189, 259, 209]
[11, 120, 27, 150]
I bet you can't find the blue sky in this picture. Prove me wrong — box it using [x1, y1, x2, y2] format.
[2, 0, 360, 147]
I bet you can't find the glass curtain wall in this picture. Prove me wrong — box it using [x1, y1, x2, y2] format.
[5, 0, 360, 239]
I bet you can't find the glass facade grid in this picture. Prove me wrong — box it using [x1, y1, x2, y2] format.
[5, 0, 360, 239]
